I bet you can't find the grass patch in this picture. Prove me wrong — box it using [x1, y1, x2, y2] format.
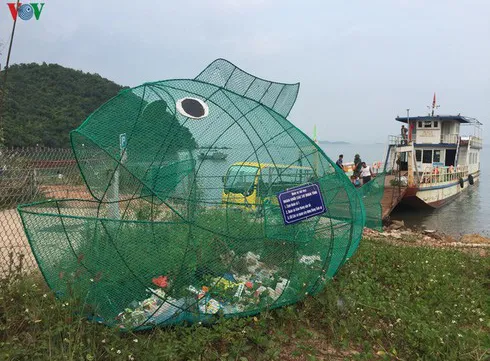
[1, 239, 488, 360]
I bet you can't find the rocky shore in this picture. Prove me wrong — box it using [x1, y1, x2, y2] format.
[364, 220, 490, 257]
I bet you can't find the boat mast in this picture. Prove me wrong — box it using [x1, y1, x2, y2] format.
[405, 108, 415, 187]
[430, 92, 440, 117]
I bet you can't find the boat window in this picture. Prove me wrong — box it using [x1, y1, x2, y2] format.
[433, 150, 441, 163]
[418, 121, 423, 128]
[433, 121, 438, 128]
[422, 150, 432, 163]
[224, 165, 258, 194]
[415, 150, 422, 162]
[423, 121, 432, 128]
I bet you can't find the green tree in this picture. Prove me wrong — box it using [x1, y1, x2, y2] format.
[0, 63, 125, 148]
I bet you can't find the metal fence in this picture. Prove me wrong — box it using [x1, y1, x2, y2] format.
[0, 147, 90, 277]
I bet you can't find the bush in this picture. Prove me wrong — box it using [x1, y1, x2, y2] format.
[1, 239, 488, 360]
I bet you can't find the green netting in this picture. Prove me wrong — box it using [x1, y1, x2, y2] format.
[357, 172, 386, 232]
[18, 59, 381, 330]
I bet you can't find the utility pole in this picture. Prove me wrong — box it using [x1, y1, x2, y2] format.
[0, 0, 21, 147]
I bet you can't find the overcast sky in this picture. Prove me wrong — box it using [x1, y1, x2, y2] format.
[1, 0, 489, 143]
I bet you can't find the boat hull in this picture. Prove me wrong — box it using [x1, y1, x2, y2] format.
[401, 172, 479, 209]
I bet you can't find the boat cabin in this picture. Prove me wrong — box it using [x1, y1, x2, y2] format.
[388, 114, 483, 188]
[397, 115, 481, 168]
[382, 97, 483, 211]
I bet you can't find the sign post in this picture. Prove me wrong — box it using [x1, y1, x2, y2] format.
[108, 133, 127, 220]
[277, 183, 326, 225]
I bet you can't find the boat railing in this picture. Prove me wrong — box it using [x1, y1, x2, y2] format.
[441, 134, 459, 144]
[470, 136, 483, 148]
[388, 135, 405, 146]
[419, 164, 469, 186]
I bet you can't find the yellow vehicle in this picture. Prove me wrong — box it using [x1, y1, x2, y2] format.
[222, 162, 314, 209]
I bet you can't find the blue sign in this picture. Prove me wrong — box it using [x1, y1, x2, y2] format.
[119, 133, 127, 150]
[277, 183, 326, 225]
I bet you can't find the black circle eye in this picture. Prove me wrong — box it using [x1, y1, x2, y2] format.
[182, 99, 204, 117]
[176, 97, 209, 119]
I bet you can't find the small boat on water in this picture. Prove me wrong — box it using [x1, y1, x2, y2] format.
[385, 97, 483, 208]
[198, 149, 228, 161]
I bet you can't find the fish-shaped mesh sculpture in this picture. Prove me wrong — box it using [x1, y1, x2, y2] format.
[18, 59, 376, 330]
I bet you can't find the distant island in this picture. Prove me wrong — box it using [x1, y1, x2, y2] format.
[318, 140, 350, 145]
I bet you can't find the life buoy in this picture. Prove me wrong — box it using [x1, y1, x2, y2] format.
[468, 174, 474, 185]
[459, 178, 464, 188]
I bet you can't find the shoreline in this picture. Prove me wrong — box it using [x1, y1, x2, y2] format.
[364, 220, 490, 257]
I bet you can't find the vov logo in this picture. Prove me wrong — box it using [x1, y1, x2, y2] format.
[7, 2, 45, 21]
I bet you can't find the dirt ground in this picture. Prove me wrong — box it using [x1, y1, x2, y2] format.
[0, 208, 36, 276]
[0, 185, 93, 276]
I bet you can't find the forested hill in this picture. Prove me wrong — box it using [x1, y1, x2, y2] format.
[0, 63, 125, 148]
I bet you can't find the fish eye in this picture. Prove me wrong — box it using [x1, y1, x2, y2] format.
[176, 97, 209, 119]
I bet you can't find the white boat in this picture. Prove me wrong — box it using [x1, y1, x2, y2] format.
[385, 99, 483, 208]
[198, 149, 228, 161]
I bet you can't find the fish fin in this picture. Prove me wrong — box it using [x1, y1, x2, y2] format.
[195, 58, 299, 117]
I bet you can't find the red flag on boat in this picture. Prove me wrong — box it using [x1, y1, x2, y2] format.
[432, 93, 436, 108]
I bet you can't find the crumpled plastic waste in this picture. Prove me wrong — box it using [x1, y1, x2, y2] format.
[299, 255, 321, 265]
[120, 253, 302, 325]
[198, 296, 221, 314]
[152, 275, 168, 288]
[117, 288, 183, 328]
[244, 251, 261, 270]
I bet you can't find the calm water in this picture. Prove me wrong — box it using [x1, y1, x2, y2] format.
[319, 142, 489, 237]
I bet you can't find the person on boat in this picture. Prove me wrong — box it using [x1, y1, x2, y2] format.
[449, 165, 454, 180]
[360, 162, 374, 185]
[353, 154, 362, 177]
[336, 154, 343, 170]
[401, 125, 408, 144]
[432, 166, 440, 182]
